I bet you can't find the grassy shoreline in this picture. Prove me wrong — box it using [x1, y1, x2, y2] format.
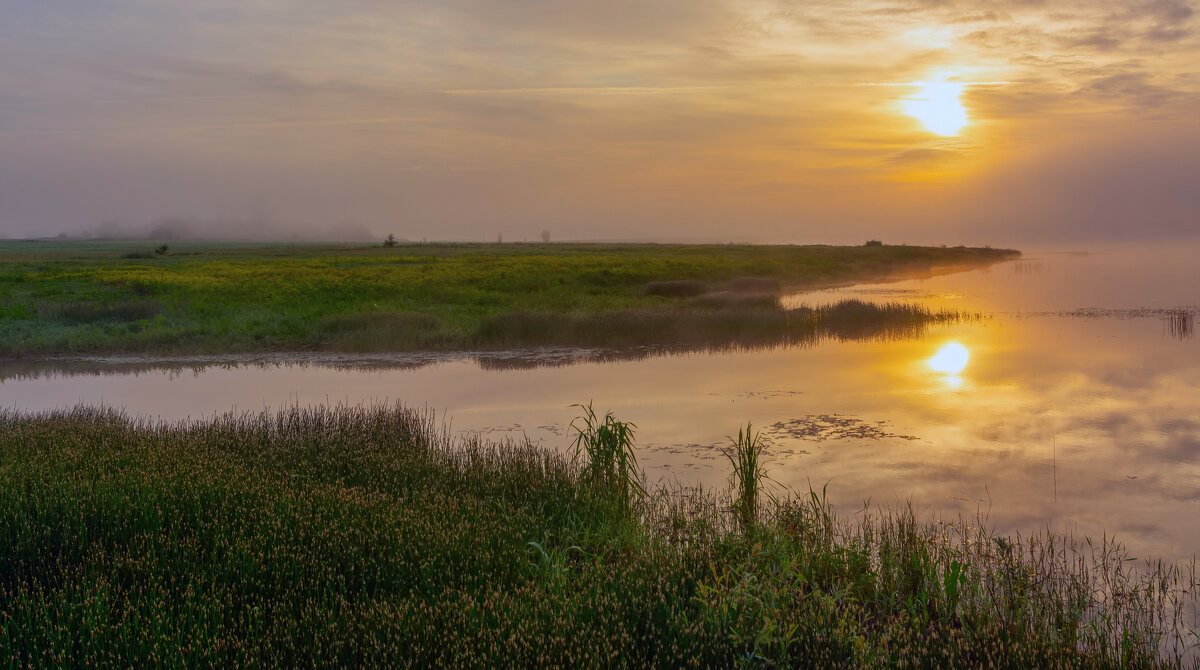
[0, 241, 1016, 356]
[1, 404, 1195, 666]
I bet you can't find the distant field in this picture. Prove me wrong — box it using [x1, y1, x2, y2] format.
[0, 241, 1017, 355]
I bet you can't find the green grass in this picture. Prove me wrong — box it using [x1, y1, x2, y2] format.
[1, 404, 1195, 667]
[570, 402, 644, 511]
[0, 240, 1016, 355]
[725, 422, 768, 531]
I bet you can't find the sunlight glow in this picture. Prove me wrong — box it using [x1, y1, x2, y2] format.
[902, 79, 968, 136]
[928, 341, 970, 374]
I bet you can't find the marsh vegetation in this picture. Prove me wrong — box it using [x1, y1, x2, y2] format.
[0, 240, 1014, 356]
[1, 404, 1195, 666]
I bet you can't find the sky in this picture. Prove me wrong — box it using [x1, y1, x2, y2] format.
[0, 0, 1197, 244]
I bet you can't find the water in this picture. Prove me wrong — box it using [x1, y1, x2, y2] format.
[3, 244, 1199, 560]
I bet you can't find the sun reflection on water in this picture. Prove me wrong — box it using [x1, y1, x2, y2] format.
[928, 341, 970, 375]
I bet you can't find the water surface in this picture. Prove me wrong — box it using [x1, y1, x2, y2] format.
[4, 244, 1198, 560]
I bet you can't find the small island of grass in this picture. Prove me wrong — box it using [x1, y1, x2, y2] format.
[0, 240, 1016, 356]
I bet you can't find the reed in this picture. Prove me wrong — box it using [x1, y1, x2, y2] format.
[569, 402, 645, 509]
[724, 422, 768, 530]
[1, 403, 1193, 667]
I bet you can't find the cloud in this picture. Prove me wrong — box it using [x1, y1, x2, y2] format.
[0, 0, 1197, 242]
[1079, 71, 1187, 107]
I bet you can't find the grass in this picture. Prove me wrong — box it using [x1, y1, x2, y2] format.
[0, 404, 1195, 667]
[570, 402, 644, 511]
[725, 422, 768, 531]
[0, 240, 1016, 355]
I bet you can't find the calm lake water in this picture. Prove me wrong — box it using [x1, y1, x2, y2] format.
[3, 244, 1199, 560]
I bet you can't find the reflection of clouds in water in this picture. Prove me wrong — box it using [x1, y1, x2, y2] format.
[853, 360, 1198, 556]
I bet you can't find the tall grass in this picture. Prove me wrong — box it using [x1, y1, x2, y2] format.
[725, 422, 768, 530]
[570, 402, 645, 509]
[1, 403, 1193, 667]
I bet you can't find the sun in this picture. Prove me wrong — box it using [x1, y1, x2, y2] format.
[928, 341, 970, 374]
[902, 79, 968, 136]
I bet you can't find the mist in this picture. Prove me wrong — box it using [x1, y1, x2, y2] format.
[1, 0, 1197, 245]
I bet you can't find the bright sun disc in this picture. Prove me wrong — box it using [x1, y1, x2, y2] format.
[903, 80, 968, 136]
[928, 342, 969, 374]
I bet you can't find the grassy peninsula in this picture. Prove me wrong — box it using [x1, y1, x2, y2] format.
[1, 405, 1193, 666]
[0, 241, 1015, 355]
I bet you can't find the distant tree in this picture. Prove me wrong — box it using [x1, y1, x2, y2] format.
[155, 243, 169, 255]
[864, 240, 883, 247]
[383, 233, 398, 248]
[497, 233, 503, 244]
[540, 230, 551, 243]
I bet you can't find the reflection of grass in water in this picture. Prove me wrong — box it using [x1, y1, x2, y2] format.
[1043, 306, 1198, 341]
[1163, 309, 1194, 340]
[1012, 259, 1045, 274]
[0, 300, 966, 381]
[475, 299, 966, 350]
[1, 404, 1195, 666]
